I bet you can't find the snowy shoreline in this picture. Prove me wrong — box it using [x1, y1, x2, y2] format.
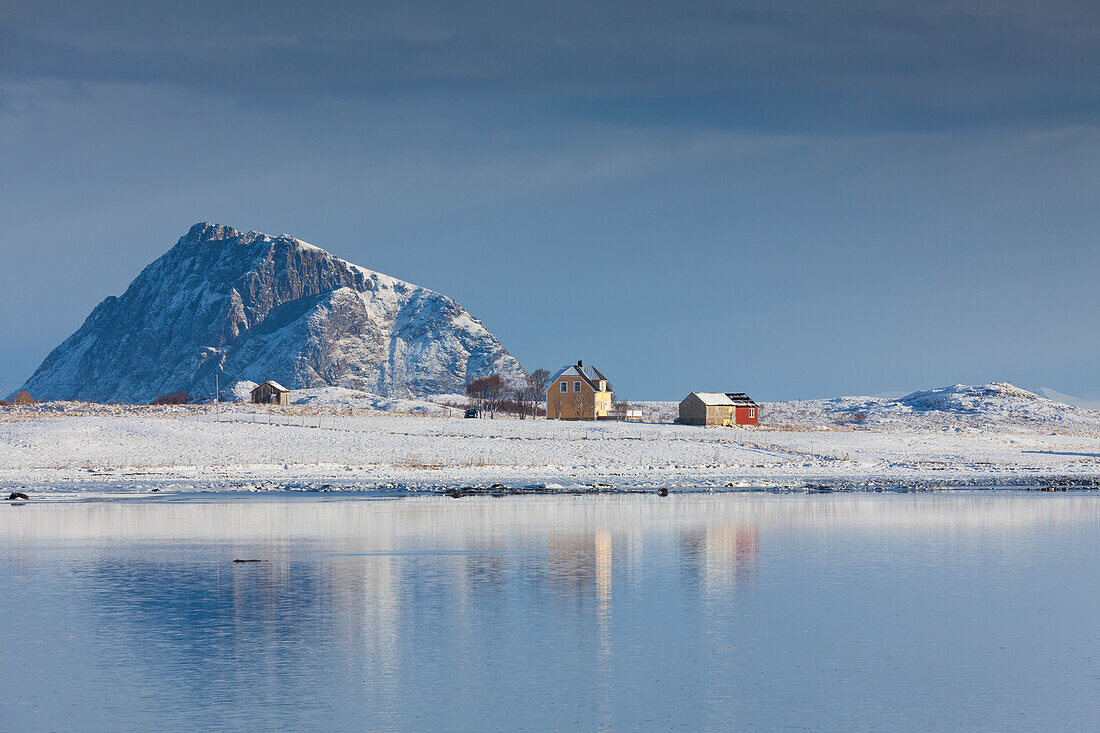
[3, 388, 1100, 497]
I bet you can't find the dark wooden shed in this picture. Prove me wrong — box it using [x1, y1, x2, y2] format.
[251, 381, 290, 406]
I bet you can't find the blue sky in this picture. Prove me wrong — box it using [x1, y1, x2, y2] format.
[1, 1, 1098, 401]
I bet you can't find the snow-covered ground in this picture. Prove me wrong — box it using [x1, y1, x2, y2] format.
[2, 384, 1099, 497]
[759, 383, 1100, 433]
[288, 386, 463, 414]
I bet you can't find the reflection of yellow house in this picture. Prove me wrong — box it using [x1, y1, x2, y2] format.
[546, 361, 612, 420]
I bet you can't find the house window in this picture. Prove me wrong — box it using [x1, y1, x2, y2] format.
[574, 381, 582, 392]
[560, 381, 568, 393]
[749, 408, 755, 418]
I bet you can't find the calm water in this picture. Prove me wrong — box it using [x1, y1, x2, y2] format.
[2, 492, 1100, 731]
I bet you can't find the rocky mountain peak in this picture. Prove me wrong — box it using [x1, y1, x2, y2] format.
[184, 222, 241, 243]
[15, 224, 527, 403]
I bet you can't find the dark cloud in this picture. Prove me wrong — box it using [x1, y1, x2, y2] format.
[3, 0, 1099, 131]
[2, 2, 1100, 398]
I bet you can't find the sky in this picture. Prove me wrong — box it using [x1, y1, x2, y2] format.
[1, 0, 1098, 402]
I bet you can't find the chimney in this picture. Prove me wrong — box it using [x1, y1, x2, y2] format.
[577, 360, 583, 367]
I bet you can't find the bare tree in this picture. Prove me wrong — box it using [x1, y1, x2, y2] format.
[512, 383, 535, 419]
[467, 375, 509, 418]
[513, 368, 551, 419]
[611, 399, 631, 421]
[527, 368, 551, 419]
[465, 378, 487, 415]
[482, 375, 509, 418]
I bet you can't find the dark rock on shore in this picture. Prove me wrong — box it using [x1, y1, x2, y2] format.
[436, 484, 652, 498]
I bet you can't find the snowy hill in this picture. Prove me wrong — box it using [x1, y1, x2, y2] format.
[763, 383, 1100, 433]
[15, 223, 527, 403]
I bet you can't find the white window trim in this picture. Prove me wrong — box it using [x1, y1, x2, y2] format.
[574, 381, 582, 392]
[749, 408, 755, 418]
[560, 381, 568, 393]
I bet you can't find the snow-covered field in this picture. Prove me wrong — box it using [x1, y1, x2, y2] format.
[2, 384, 1099, 497]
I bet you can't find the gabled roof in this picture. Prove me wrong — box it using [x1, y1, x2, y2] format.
[690, 392, 735, 406]
[688, 392, 758, 407]
[548, 363, 609, 392]
[252, 380, 290, 393]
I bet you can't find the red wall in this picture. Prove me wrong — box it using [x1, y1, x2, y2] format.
[735, 406, 759, 425]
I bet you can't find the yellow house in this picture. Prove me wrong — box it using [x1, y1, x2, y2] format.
[546, 361, 612, 420]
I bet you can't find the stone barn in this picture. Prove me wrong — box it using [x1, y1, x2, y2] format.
[251, 381, 291, 406]
[679, 392, 758, 426]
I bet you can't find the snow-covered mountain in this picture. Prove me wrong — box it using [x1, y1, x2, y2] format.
[16, 223, 527, 403]
[762, 383, 1100, 433]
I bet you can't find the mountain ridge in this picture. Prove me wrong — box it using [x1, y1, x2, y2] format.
[15, 223, 527, 402]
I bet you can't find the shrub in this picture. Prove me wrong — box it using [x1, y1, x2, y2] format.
[152, 391, 190, 405]
[12, 390, 35, 405]
[612, 400, 632, 420]
[497, 398, 526, 416]
[0, 400, 9, 407]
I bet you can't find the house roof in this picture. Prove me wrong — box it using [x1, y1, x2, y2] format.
[725, 392, 758, 406]
[691, 392, 735, 406]
[252, 380, 290, 393]
[547, 363, 609, 392]
[688, 392, 758, 407]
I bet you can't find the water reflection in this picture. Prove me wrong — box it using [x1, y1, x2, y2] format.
[2, 493, 1100, 731]
[678, 523, 758, 598]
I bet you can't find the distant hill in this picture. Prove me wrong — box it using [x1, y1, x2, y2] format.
[15, 223, 527, 403]
[762, 383, 1100, 433]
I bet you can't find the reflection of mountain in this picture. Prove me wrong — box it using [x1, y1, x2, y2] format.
[77, 558, 319, 637]
[69, 557, 342, 721]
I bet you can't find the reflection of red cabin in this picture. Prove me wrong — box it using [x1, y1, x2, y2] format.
[678, 392, 759, 426]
